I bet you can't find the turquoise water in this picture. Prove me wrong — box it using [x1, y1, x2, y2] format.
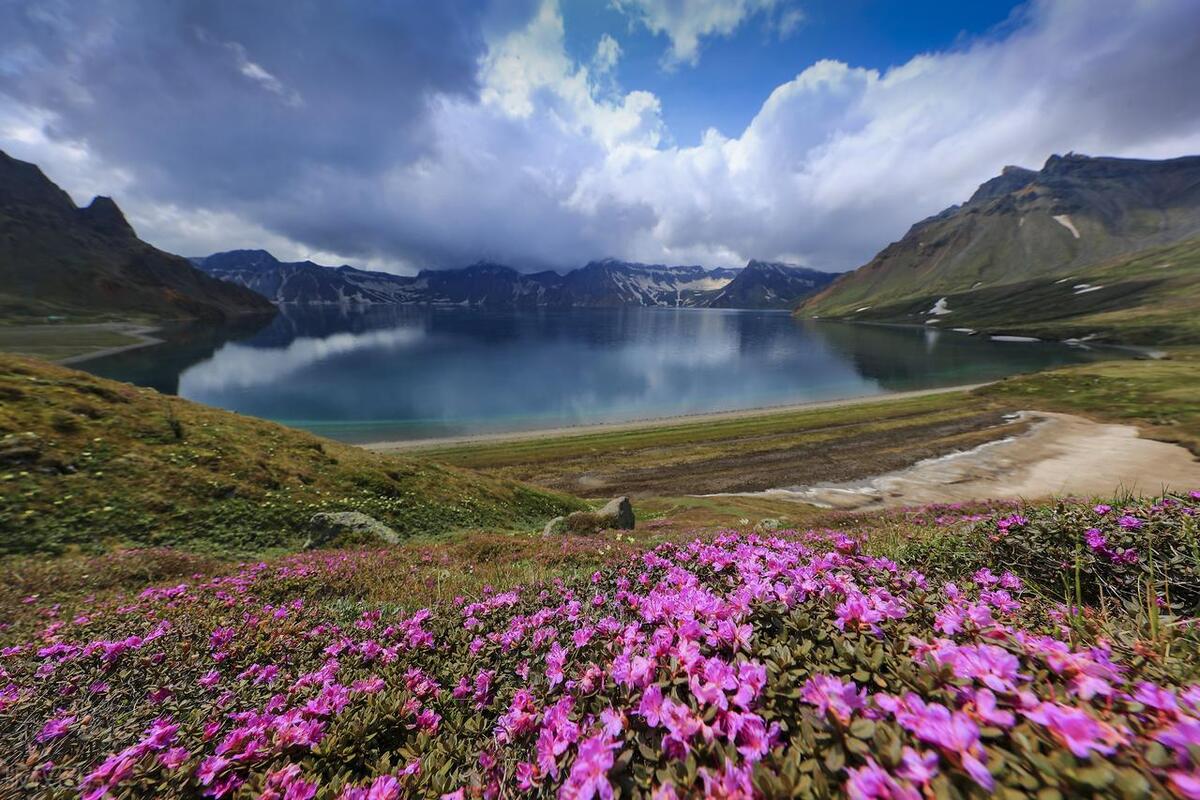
[80, 306, 1121, 442]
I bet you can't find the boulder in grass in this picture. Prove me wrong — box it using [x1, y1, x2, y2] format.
[305, 511, 400, 549]
[595, 496, 635, 529]
[546, 496, 635, 536]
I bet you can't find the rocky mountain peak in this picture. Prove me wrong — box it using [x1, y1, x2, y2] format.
[78, 195, 135, 238]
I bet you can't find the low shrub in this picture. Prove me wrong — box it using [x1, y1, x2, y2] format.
[3, 494, 1200, 797]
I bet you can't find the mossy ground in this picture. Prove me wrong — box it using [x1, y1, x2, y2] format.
[0, 355, 584, 558]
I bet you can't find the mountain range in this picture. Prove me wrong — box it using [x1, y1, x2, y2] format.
[191, 251, 837, 310]
[800, 153, 1200, 343]
[0, 150, 274, 322]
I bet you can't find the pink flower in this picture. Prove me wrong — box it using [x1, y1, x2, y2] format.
[559, 732, 619, 799]
[1118, 514, 1143, 530]
[802, 675, 865, 724]
[1024, 702, 1125, 758]
[36, 713, 75, 742]
[845, 759, 918, 800]
[546, 642, 567, 687]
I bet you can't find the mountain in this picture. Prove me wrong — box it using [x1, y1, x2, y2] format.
[703, 260, 836, 309]
[799, 153, 1200, 343]
[0, 150, 274, 322]
[194, 251, 832, 309]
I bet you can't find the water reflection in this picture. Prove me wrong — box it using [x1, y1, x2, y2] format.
[82, 307, 1118, 442]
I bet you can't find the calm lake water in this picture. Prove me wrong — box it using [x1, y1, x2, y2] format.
[81, 307, 1121, 442]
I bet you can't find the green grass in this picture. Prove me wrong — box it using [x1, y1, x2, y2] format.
[805, 237, 1200, 346]
[0, 355, 585, 557]
[416, 390, 1017, 497]
[0, 322, 156, 362]
[978, 347, 1200, 455]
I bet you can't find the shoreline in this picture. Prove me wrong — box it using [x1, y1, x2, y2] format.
[364, 382, 992, 452]
[56, 323, 164, 365]
[717, 410, 1200, 509]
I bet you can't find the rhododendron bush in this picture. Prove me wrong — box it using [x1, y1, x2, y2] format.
[3, 493, 1200, 798]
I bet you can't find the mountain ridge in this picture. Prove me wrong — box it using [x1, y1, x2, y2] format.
[192, 250, 836, 310]
[0, 150, 275, 322]
[798, 152, 1200, 343]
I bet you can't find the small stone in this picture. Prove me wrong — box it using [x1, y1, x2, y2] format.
[305, 511, 399, 549]
[0, 432, 43, 465]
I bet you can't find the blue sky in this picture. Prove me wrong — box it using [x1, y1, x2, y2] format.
[2, 1, 1199, 273]
[562, 0, 1026, 145]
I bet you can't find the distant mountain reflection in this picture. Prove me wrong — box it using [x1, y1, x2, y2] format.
[81, 307, 1118, 442]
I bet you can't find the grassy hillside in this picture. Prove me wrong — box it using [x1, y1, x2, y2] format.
[801, 154, 1200, 344]
[0, 355, 584, 556]
[807, 237, 1200, 345]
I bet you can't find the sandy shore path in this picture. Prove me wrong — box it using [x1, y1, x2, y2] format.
[365, 383, 991, 452]
[720, 411, 1200, 509]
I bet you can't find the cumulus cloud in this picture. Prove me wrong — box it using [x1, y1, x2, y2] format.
[610, 0, 791, 67]
[1, 0, 1199, 273]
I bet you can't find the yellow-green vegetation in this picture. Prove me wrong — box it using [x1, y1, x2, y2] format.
[979, 347, 1200, 454]
[0, 355, 585, 557]
[416, 390, 1017, 496]
[0, 322, 158, 362]
[805, 237, 1200, 346]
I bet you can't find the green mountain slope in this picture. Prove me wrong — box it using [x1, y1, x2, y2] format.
[0, 150, 274, 322]
[800, 153, 1200, 342]
[0, 355, 584, 556]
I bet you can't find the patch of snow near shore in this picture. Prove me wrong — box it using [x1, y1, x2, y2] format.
[1053, 214, 1081, 238]
[1073, 284, 1104, 294]
[927, 297, 951, 315]
[952, 328, 977, 334]
[855, 306, 871, 312]
[991, 335, 1041, 342]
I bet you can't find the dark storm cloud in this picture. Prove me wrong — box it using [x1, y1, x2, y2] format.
[0, 0, 537, 251]
[2, 0, 1200, 273]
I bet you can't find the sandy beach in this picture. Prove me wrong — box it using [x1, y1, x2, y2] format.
[721, 410, 1200, 509]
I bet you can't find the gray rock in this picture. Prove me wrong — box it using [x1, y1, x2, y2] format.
[754, 518, 783, 533]
[305, 511, 399, 549]
[0, 432, 43, 465]
[548, 496, 636, 536]
[596, 496, 635, 530]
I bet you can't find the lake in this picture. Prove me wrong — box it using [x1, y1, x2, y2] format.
[80, 306, 1121, 442]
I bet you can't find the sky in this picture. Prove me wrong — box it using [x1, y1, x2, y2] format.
[2, 0, 1199, 275]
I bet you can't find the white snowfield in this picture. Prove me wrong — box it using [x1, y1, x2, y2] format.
[1073, 284, 1105, 295]
[1053, 214, 1081, 238]
[926, 297, 952, 316]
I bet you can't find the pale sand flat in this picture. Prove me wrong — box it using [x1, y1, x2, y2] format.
[717, 411, 1200, 509]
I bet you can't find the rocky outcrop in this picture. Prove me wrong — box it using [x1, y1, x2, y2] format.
[305, 511, 400, 549]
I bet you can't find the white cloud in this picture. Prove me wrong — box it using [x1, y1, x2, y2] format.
[592, 33, 622, 76]
[2, 0, 1200, 275]
[610, 0, 787, 67]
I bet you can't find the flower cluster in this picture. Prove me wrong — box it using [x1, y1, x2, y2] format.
[2, 493, 1200, 798]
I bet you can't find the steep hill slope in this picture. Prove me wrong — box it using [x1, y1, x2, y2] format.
[0, 355, 583, 556]
[0, 151, 275, 322]
[800, 153, 1200, 341]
